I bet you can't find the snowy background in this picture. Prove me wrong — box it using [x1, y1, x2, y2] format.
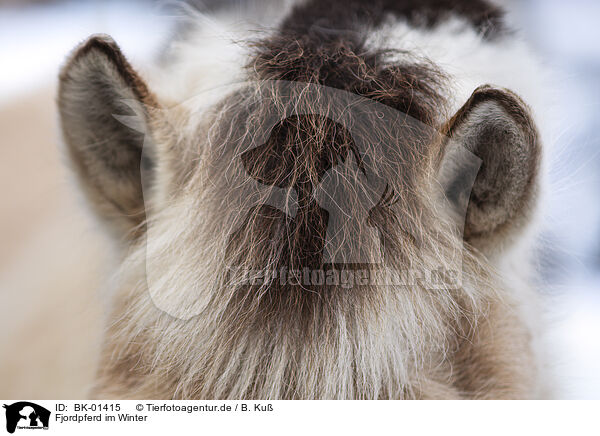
[0, 0, 599, 398]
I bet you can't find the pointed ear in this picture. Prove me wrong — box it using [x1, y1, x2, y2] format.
[439, 85, 542, 253]
[58, 34, 158, 239]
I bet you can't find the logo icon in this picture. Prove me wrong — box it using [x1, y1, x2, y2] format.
[3, 402, 50, 434]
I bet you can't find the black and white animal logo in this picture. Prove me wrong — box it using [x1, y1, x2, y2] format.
[3, 402, 50, 434]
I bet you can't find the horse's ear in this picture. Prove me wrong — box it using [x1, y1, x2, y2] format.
[58, 34, 158, 239]
[439, 85, 542, 254]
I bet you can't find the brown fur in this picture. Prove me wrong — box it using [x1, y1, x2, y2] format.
[58, 1, 544, 399]
[58, 35, 159, 238]
[442, 85, 542, 252]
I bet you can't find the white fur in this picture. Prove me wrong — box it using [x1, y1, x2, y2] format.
[89, 5, 554, 399]
[362, 15, 555, 397]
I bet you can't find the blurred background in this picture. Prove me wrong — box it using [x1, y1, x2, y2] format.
[0, 0, 599, 399]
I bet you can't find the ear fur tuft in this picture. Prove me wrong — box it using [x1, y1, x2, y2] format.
[58, 34, 158, 238]
[440, 85, 542, 252]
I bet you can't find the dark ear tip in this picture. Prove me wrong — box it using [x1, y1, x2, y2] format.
[58, 32, 155, 107]
[446, 84, 534, 140]
[75, 34, 119, 55]
[470, 84, 529, 109]
[59, 34, 122, 82]
[473, 84, 495, 92]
